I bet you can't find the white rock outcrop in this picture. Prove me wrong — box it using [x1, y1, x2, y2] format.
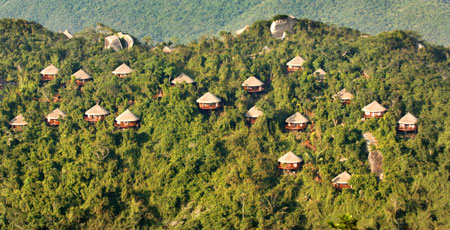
[270, 16, 297, 39]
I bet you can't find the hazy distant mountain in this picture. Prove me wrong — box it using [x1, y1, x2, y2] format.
[0, 0, 449, 45]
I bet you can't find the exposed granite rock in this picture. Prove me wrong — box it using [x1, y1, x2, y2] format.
[270, 16, 297, 39]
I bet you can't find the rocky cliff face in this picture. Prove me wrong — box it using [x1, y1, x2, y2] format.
[270, 16, 297, 39]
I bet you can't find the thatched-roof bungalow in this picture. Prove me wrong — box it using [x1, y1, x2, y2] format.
[278, 151, 303, 173]
[332, 171, 352, 189]
[314, 68, 327, 81]
[285, 112, 309, 131]
[9, 114, 27, 131]
[245, 106, 263, 124]
[286, 56, 305, 72]
[84, 104, 109, 122]
[73, 69, 93, 86]
[362, 101, 387, 118]
[114, 109, 140, 129]
[112, 63, 134, 78]
[171, 73, 195, 85]
[242, 76, 264, 93]
[334, 89, 354, 104]
[40, 64, 59, 81]
[398, 112, 418, 132]
[196, 92, 221, 110]
[46, 108, 66, 126]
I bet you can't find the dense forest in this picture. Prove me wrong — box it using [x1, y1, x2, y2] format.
[0, 0, 449, 45]
[0, 17, 450, 229]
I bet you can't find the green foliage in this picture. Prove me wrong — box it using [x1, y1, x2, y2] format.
[0, 1, 449, 45]
[0, 17, 449, 229]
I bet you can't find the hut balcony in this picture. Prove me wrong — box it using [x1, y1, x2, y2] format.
[287, 66, 302, 72]
[398, 124, 417, 132]
[114, 121, 139, 129]
[246, 117, 257, 124]
[243, 86, 264, 93]
[341, 99, 351, 105]
[115, 74, 129, 78]
[76, 79, 91, 86]
[198, 103, 220, 110]
[84, 115, 106, 122]
[285, 123, 307, 130]
[41, 74, 56, 81]
[332, 183, 352, 189]
[46, 119, 61, 126]
[278, 163, 300, 170]
[10, 125, 24, 132]
[364, 112, 384, 118]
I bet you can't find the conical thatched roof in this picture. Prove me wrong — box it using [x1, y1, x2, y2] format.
[46, 108, 66, 120]
[285, 112, 309, 123]
[163, 46, 175, 53]
[235, 25, 249, 35]
[171, 73, 195, 84]
[9, 114, 27, 126]
[331, 171, 352, 184]
[85, 104, 110, 116]
[242, 76, 264, 87]
[115, 109, 140, 122]
[278, 151, 303, 164]
[398, 112, 417, 125]
[362, 101, 387, 113]
[314, 68, 327, 75]
[287, 56, 305, 67]
[246, 106, 263, 118]
[196, 92, 221, 103]
[112, 63, 134, 74]
[72, 69, 93, 80]
[40, 64, 59, 75]
[334, 89, 354, 100]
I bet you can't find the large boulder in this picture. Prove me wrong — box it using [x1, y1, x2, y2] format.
[105, 32, 134, 51]
[105, 35, 123, 51]
[270, 16, 297, 39]
[117, 32, 134, 49]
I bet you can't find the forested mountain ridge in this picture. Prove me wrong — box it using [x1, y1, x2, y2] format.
[0, 18, 450, 229]
[0, 0, 449, 45]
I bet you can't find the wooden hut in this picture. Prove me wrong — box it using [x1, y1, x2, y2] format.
[278, 151, 303, 173]
[9, 114, 27, 131]
[196, 92, 221, 110]
[362, 101, 387, 118]
[286, 56, 305, 72]
[334, 88, 354, 104]
[398, 112, 418, 132]
[331, 171, 352, 189]
[40, 64, 59, 81]
[245, 106, 263, 124]
[112, 63, 134, 78]
[171, 73, 195, 85]
[285, 112, 309, 131]
[314, 68, 327, 82]
[114, 109, 140, 129]
[46, 108, 66, 126]
[72, 69, 93, 86]
[84, 104, 110, 122]
[242, 76, 264, 93]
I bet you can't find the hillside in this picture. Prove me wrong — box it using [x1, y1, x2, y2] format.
[0, 0, 449, 45]
[0, 18, 450, 229]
